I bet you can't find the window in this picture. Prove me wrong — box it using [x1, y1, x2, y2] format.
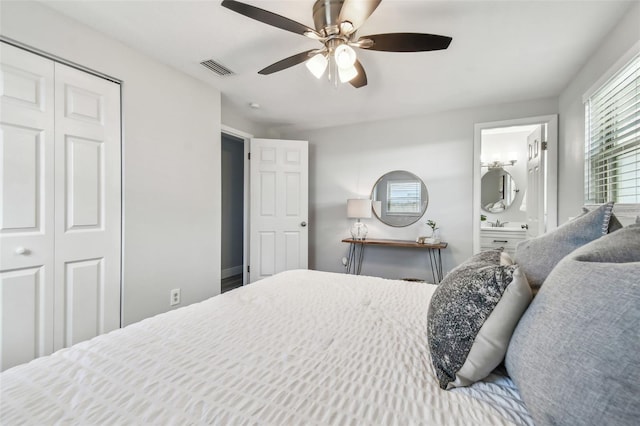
[585, 54, 640, 204]
[386, 180, 421, 214]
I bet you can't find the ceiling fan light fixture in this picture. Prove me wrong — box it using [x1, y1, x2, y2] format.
[334, 44, 357, 69]
[338, 64, 358, 83]
[221, 0, 453, 89]
[339, 21, 354, 35]
[305, 53, 329, 79]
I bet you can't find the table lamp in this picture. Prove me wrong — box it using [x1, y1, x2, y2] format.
[347, 199, 372, 240]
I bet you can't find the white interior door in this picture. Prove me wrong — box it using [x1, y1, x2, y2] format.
[249, 138, 308, 282]
[525, 125, 545, 238]
[0, 43, 56, 370]
[53, 63, 121, 350]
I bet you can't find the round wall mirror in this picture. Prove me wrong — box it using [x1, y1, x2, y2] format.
[481, 168, 518, 213]
[371, 170, 428, 227]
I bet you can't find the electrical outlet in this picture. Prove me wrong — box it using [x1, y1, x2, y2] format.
[170, 288, 181, 306]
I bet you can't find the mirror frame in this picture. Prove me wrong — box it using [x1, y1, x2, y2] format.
[370, 170, 429, 227]
[480, 167, 519, 212]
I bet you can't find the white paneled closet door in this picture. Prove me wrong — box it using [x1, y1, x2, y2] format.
[0, 43, 122, 370]
[0, 44, 56, 370]
[53, 62, 121, 350]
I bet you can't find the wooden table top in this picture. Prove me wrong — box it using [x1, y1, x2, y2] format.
[341, 238, 448, 249]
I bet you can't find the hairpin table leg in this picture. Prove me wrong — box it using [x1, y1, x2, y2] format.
[346, 242, 356, 274]
[356, 244, 365, 275]
[428, 249, 444, 283]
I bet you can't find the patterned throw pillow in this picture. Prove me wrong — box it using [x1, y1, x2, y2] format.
[464, 247, 504, 265]
[427, 250, 532, 389]
[506, 224, 640, 426]
[514, 202, 614, 291]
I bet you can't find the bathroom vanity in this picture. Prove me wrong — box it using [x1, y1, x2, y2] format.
[480, 227, 527, 257]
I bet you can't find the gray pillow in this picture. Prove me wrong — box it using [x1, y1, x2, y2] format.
[514, 202, 614, 291]
[428, 252, 532, 389]
[608, 212, 624, 233]
[585, 206, 623, 232]
[506, 224, 640, 426]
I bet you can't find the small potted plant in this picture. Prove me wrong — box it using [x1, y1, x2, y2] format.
[425, 220, 440, 244]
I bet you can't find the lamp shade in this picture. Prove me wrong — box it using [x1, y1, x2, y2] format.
[335, 44, 357, 69]
[305, 53, 328, 79]
[347, 199, 372, 219]
[338, 65, 358, 83]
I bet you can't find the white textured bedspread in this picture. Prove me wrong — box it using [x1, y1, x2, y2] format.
[1, 270, 527, 425]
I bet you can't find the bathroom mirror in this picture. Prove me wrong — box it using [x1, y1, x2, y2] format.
[481, 167, 518, 213]
[371, 170, 428, 227]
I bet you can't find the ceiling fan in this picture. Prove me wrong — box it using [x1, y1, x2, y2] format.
[221, 0, 452, 88]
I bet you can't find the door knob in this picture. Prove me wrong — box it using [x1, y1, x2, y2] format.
[300, 221, 307, 227]
[15, 247, 27, 255]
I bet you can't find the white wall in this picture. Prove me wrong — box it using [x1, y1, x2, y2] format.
[221, 96, 272, 138]
[1, 1, 222, 326]
[558, 2, 640, 223]
[282, 98, 557, 280]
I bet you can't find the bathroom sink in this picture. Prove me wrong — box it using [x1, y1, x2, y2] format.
[481, 223, 525, 230]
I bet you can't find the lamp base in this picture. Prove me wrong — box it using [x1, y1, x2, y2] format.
[350, 222, 368, 240]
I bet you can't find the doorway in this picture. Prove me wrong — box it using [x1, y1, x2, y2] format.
[473, 115, 558, 254]
[221, 128, 250, 292]
[219, 129, 309, 288]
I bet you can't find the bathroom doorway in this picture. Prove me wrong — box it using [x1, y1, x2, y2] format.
[473, 115, 558, 254]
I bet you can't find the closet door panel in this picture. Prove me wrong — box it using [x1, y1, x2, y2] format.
[65, 135, 103, 230]
[53, 63, 121, 350]
[0, 267, 49, 370]
[63, 259, 103, 347]
[0, 43, 55, 370]
[1, 125, 42, 230]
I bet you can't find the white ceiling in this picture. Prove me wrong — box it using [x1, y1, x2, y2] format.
[41, 0, 635, 132]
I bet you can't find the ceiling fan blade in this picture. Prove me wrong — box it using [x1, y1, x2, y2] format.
[222, 0, 319, 38]
[258, 50, 315, 75]
[361, 33, 452, 52]
[350, 60, 367, 88]
[338, 0, 382, 32]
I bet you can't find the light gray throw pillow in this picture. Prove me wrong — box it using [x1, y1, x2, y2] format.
[514, 202, 614, 291]
[506, 224, 640, 426]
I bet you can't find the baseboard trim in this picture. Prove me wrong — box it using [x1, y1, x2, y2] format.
[222, 265, 243, 279]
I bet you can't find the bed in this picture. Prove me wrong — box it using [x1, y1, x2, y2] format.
[1, 270, 531, 425]
[2, 203, 638, 425]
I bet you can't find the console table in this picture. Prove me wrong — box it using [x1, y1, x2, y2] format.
[341, 238, 448, 283]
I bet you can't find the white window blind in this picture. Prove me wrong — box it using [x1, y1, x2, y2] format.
[585, 53, 640, 204]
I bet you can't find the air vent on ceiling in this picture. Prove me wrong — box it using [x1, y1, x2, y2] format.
[200, 59, 235, 76]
